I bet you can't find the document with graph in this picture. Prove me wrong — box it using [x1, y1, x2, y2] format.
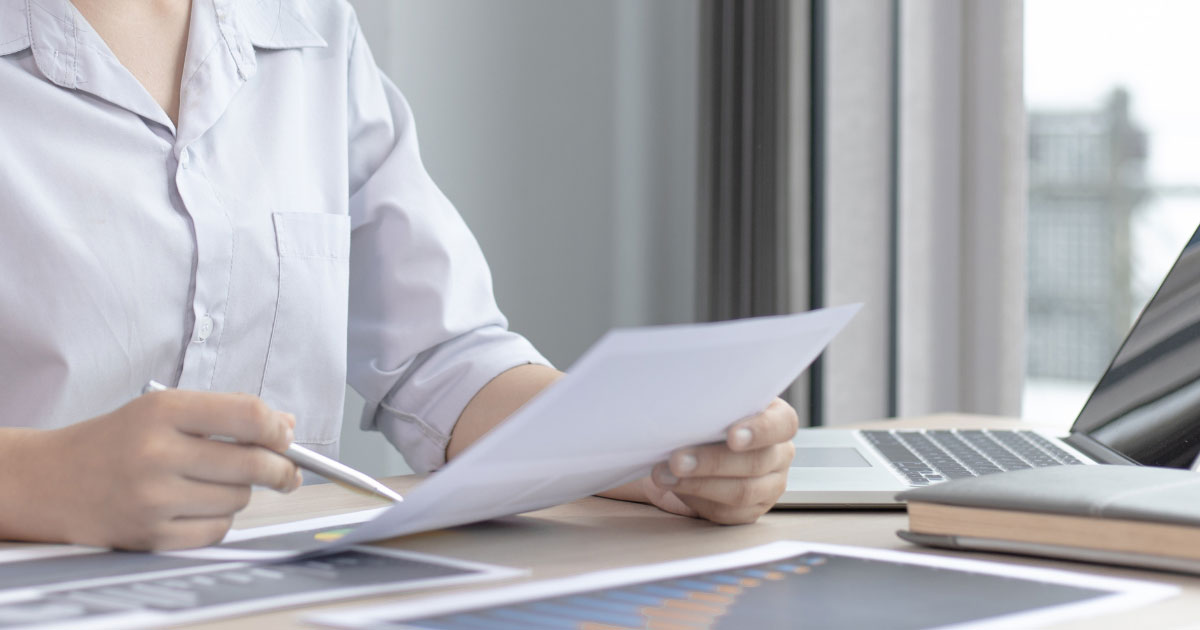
[308, 541, 1177, 630]
[0, 510, 520, 630]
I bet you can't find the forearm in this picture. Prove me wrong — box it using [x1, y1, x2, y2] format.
[446, 363, 564, 460]
[448, 363, 652, 503]
[0, 427, 61, 543]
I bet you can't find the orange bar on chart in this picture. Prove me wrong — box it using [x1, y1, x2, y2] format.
[663, 599, 724, 615]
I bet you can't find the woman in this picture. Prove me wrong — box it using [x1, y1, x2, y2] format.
[0, 0, 798, 550]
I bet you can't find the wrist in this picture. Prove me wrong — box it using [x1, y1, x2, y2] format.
[0, 427, 68, 543]
[597, 478, 650, 504]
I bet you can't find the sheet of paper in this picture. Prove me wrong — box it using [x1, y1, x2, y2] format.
[0, 547, 521, 630]
[0, 512, 520, 630]
[307, 540, 1178, 630]
[161, 507, 390, 562]
[311, 304, 859, 552]
[0, 509, 387, 593]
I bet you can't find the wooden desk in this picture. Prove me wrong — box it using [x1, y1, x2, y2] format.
[178, 415, 1200, 629]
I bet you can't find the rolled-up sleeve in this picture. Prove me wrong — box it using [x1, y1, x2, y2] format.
[343, 23, 550, 473]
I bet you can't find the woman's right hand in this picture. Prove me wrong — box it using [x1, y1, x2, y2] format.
[0, 390, 301, 551]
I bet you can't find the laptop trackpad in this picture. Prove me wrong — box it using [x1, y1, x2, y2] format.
[792, 447, 872, 467]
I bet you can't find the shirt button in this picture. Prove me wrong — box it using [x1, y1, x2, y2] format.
[179, 149, 191, 170]
[195, 315, 214, 343]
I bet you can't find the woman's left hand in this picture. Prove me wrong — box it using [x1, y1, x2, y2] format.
[641, 398, 799, 524]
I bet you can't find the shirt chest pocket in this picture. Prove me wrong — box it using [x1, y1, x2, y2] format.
[260, 212, 351, 446]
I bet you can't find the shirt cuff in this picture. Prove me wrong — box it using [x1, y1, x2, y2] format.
[361, 327, 551, 473]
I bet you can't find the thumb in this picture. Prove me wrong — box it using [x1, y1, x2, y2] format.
[641, 477, 699, 517]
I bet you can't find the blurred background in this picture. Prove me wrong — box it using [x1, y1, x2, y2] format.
[1023, 0, 1200, 426]
[335, 0, 1199, 478]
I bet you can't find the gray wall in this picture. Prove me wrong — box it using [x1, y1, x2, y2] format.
[338, 0, 702, 476]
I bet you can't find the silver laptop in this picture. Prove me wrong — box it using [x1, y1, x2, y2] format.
[780, 224, 1200, 507]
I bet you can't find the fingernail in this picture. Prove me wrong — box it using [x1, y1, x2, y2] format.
[731, 427, 753, 449]
[674, 453, 697, 474]
[284, 427, 294, 444]
[658, 470, 679, 486]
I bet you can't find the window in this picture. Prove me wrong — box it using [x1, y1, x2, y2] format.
[1024, 0, 1200, 426]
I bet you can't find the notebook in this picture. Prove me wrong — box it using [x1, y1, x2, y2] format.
[779, 223, 1200, 507]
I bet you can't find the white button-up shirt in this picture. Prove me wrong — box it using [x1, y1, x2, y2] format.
[0, 0, 548, 472]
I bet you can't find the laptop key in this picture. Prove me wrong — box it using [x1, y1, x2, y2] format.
[927, 432, 1004, 475]
[1022, 432, 1085, 464]
[938, 468, 976, 480]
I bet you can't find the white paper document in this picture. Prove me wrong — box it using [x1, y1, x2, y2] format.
[308, 540, 1178, 630]
[309, 304, 859, 553]
[0, 509, 521, 630]
[0, 509, 387, 593]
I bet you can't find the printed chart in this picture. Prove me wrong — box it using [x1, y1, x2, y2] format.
[311, 541, 1177, 630]
[0, 511, 519, 630]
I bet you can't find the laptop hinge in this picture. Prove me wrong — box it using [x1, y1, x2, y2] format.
[1063, 433, 1140, 465]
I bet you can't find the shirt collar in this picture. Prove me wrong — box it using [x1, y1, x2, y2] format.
[0, 0, 327, 75]
[241, 0, 328, 51]
[2, 0, 327, 136]
[171, 0, 324, 147]
[202, 0, 329, 81]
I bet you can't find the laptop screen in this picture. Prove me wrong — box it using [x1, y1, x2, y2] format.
[1072, 225, 1200, 468]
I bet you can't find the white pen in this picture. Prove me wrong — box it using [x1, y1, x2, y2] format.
[142, 380, 403, 503]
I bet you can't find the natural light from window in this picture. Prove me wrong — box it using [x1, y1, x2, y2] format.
[1024, 0, 1200, 427]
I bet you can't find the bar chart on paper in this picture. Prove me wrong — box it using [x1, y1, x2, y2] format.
[399, 559, 822, 630]
[0, 511, 521, 630]
[366, 550, 1129, 630]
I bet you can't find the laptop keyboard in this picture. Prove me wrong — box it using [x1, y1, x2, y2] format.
[861, 429, 1085, 486]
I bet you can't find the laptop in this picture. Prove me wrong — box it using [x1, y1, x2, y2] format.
[780, 224, 1200, 507]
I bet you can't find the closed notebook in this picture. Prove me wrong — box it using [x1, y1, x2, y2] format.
[896, 465, 1200, 574]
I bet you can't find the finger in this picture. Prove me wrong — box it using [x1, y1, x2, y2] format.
[667, 442, 795, 479]
[671, 494, 769, 526]
[639, 477, 699, 518]
[661, 470, 788, 508]
[726, 398, 799, 452]
[111, 516, 234, 552]
[176, 436, 301, 492]
[143, 390, 295, 451]
[163, 478, 254, 519]
[151, 516, 235, 551]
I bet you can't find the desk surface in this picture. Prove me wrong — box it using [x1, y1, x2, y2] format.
[167, 415, 1200, 630]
